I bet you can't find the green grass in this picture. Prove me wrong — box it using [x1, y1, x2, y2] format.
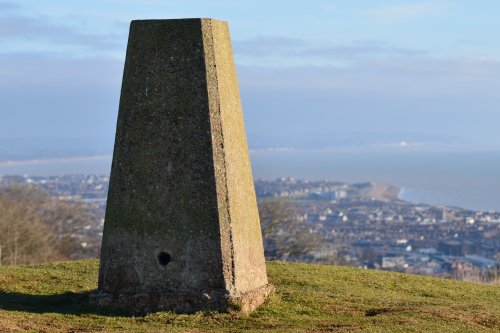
[0, 260, 499, 332]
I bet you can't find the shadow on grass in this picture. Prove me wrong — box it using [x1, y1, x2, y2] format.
[0, 291, 131, 316]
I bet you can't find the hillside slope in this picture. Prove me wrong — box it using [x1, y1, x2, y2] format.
[0, 260, 499, 332]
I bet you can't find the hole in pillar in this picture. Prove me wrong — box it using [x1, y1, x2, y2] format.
[157, 252, 171, 266]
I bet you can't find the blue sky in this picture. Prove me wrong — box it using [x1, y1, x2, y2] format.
[1, 0, 500, 151]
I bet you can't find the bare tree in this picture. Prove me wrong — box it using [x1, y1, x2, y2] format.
[40, 200, 99, 259]
[0, 184, 100, 265]
[258, 199, 322, 261]
[0, 189, 58, 265]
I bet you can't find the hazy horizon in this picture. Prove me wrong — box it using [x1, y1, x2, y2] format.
[1, 1, 499, 212]
[1, 1, 500, 151]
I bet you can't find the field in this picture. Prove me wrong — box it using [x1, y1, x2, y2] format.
[0, 260, 499, 332]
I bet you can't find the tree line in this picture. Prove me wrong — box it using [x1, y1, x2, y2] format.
[0, 184, 319, 266]
[0, 184, 99, 266]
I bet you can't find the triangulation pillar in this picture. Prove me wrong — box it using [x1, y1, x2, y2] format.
[92, 18, 272, 314]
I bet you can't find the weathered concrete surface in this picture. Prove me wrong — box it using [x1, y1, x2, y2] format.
[92, 18, 271, 314]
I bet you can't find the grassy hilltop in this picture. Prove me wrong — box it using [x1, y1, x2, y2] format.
[0, 260, 499, 332]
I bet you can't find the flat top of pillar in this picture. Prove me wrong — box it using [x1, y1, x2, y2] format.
[131, 18, 227, 25]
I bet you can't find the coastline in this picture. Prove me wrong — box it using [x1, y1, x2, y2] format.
[1, 151, 499, 212]
[0, 155, 112, 167]
[0, 155, 112, 177]
[398, 186, 499, 212]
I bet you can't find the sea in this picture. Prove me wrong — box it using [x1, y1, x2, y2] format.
[0, 148, 499, 212]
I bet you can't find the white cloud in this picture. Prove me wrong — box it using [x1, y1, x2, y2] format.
[0, 16, 124, 52]
[238, 56, 500, 99]
[367, 2, 445, 24]
[233, 36, 305, 56]
[0, 2, 20, 11]
[234, 37, 428, 67]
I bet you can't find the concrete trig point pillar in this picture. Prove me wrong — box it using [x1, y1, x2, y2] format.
[92, 18, 272, 313]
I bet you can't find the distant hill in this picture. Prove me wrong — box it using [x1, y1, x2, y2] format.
[0, 260, 499, 332]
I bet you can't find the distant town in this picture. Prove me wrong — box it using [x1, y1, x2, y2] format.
[0, 174, 498, 282]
